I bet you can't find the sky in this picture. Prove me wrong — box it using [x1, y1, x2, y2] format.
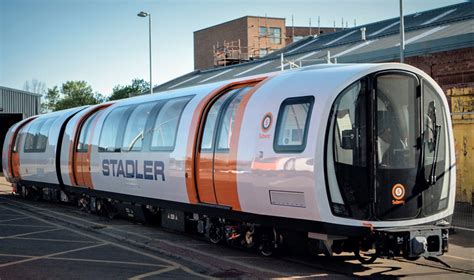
[0, 0, 466, 97]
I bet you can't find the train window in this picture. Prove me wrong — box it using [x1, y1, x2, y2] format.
[326, 80, 369, 219]
[200, 91, 236, 151]
[99, 106, 128, 152]
[24, 117, 57, 153]
[24, 119, 45, 152]
[376, 74, 417, 169]
[35, 118, 56, 151]
[332, 81, 367, 166]
[422, 82, 450, 214]
[13, 126, 26, 153]
[122, 102, 157, 152]
[216, 88, 248, 150]
[77, 111, 100, 152]
[274, 96, 314, 153]
[150, 97, 191, 151]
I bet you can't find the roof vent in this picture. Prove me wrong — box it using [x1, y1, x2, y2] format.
[360, 27, 366, 41]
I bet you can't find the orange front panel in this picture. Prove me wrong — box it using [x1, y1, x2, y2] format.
[213, 153, 239, 209]
[74, 152, 85, 186]
[82, 149, 94, 189]
[11, 153, 21, 180]
[196, 152, 217, 203]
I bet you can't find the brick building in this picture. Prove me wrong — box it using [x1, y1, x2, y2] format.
[194, 16, 338, 70]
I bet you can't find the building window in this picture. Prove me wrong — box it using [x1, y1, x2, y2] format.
[259, 26, 267, 37]
[269, 27, 281, 44]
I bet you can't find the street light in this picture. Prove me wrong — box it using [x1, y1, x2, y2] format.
[137, 11, 153, 94]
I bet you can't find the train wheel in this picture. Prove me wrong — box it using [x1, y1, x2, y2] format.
[258, 228, 279, 257]
[354, 249, 378, 264]
[208, 220, 224, 244]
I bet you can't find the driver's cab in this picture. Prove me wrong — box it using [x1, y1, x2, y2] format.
[326, 71, 451, 221]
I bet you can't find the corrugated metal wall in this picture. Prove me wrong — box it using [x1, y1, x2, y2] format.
[0, 86, 41, 118]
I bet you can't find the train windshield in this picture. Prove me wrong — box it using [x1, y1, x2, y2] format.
[326, 72, 451, 221]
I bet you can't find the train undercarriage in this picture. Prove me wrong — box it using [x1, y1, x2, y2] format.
[11, 183, 450, 266]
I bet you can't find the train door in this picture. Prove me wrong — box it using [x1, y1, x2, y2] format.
[71, 105, 110, 188]
[7, 118, 36, 181]
[195, 82, 257, 209]
[373, 72, 421, 220]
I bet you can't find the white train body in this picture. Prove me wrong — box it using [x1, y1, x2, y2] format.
[3, 64, 455, 260]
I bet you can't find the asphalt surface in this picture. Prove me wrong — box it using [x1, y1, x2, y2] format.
[0, 178, 472, 279]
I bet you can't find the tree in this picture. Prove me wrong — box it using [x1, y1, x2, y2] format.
[108, 79, 150, 101]
[47, 81, 105, 111]
[23, 79, 46, 95]
[42, 86, 60, 113]
[23, 79, 48, 113]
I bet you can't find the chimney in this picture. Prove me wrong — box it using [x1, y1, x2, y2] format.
[360, 27, 366, 41]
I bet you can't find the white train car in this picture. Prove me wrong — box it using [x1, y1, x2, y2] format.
[3, 64, 455, 263]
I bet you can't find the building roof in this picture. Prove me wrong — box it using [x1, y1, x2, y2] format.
[156, 2, 474, 92]
[0, 86, 42, 97]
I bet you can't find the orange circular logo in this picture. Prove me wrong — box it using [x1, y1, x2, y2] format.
[261, 113, 273, 132]
[392, 184, 406, 200]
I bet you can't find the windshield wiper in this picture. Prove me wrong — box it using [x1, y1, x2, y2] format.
[428, 124, 441, 185]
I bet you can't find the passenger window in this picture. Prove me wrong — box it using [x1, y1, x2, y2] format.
[274, 96, 314, 153]
[122, 102, 157, 152]
[200, 91, 236, 151]
[151, 97, 191, 151]
[24, 117, 57, 153]
[24, 119, 45, 152]
[216, 89, 247, 150]
[331, 81, 367, 166]
[99, 106, 128, 152]
[77, 111, 100, 152]
[35, 118, 55, 151]
[13, 126, 26, 153]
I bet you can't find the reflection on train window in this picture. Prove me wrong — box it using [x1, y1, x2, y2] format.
[13, 126, 26, 153]
[332, 81, 367, 166]
[274, 96, 314, 153]
[77, 111, 100, 152]
[217, 89, 248, 150]
[24, 117, 57, 153]
[200, 91, 236, 151]
[122, 102, 157, 152]
[376, 74, 417, 168]
[150, 97, 191, 151]
[99, 106, 128, 152]
[422, 82, 450, 214]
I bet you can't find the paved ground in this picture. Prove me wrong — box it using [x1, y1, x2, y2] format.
[0, 178, 472, 279]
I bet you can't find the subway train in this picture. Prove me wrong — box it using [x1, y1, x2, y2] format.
[2, 64, 455, 264]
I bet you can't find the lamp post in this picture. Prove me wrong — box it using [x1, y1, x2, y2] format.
[399, 0, 405, 63]
[137, 11, 153, 94]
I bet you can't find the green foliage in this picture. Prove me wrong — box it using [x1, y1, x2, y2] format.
[108, 79, 150, 101]
[44, 81, 105, 112]
[42, 86, 60, 113]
